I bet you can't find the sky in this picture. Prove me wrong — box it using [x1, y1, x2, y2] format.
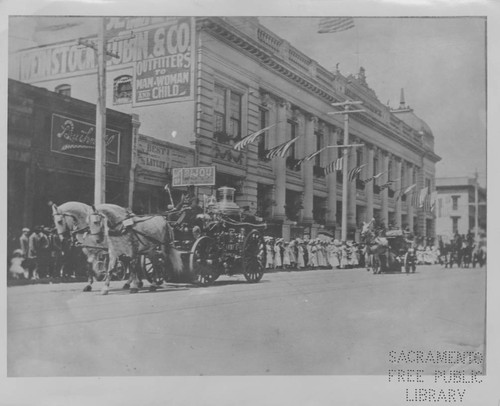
[259, 17, 487, 186]
[8, 15, 487, 185]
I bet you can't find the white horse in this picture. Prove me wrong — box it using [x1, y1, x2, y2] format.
[88, 204, 183, 294]
[360, 218, 389, 274]
[52, 201, 109, 292]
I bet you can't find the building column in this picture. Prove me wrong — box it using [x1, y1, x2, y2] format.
[326, 126, 338, 230]
[272, 99, 288, 221]
[395, 157, 402, 228]
[365, 145, 375, 221]
[347, 134, 357, 238]
[302, 114, 315, 223]
[407, 164, 414, 233]
[416, 158, 426, 237]
[381, 151, 390, 227]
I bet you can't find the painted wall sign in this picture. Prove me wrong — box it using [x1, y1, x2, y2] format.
[14, 17, 195, 106]
[136, 134, 194, 186]
[172, 166, 216, 187]
[50, 113, 121, 164]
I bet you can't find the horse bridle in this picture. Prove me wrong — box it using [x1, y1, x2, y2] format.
[53, 212, 91, 246]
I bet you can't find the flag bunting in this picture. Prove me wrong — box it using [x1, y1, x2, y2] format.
[361, 171, 385, 186]
[318, 17, 355, 34]
[419, 187, 429, 207]
[323, 158, 343, 175]
[265, 136, 302, 159]
[233, 123, 276, 151]
[348, 164, 366, 182]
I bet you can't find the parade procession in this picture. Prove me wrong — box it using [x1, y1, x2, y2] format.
[6, 15, 488, 380]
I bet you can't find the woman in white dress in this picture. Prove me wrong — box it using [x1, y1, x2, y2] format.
[297, 240, 305, 269]
[328, 240, 340, 269]
[282, 242, 291, 269]
[317, 240, 327, 268]
[308, 241, 318, 269]
[274, 239, 283, 269]
[265, 240, 274, 269]
[288, 240, 297, 268]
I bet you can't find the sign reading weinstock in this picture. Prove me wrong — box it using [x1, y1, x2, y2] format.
[13, 17, 195, 106]
[172, 166, 216, 187]
[50, 114, 120, 164]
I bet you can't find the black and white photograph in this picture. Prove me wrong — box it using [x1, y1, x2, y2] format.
[2, 1, 499, 405]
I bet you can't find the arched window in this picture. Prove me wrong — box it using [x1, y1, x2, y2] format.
[55, 84, 71, 97]
[113, 75, 132, 104]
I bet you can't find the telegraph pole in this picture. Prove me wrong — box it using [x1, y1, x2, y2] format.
[95, 17, 107, 205]
[474, 169, 479, 241]
[328, 101, 364, 242]
[78, 18, 120, 205]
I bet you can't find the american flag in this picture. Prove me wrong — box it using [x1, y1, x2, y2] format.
[410, 190, 420, 207]
[265, 136, 301, 159]
[419, 187, 429, 208]
[295, 147, 326, 167]
[348, 164, 366, 182]
[318, 17, 355, 34]
[379, 180, 394, 191]
[324, 157, 343, 175]
[361, 171, 385, 186]
[234, 124, 276, 151]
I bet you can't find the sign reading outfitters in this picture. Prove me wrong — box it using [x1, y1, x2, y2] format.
[51, 114, 121, 164]
[131, 17, 194, 106]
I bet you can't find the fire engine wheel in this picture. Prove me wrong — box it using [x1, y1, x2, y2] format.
[189, 237, 218, 286]
[242, 230, 265, 283]
[140, 253, 166, 286]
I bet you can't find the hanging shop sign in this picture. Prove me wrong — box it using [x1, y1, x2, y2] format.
[50, 113, 120, 164]
[172, 166, 216, 187]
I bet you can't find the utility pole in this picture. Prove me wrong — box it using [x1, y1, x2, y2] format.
[328, 101, 365, 242]
[474, 169, 479, 241]
[78, 18, 120, 205]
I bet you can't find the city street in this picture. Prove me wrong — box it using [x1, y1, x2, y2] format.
[7, 264, 486, 376]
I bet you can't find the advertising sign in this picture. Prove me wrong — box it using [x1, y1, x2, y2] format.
[172, 166, 216, 187]
[14, 17, 195, 106]
[131, 17, 194, 106]
[50, 113, 120, 164]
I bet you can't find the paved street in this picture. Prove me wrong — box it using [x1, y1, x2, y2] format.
[7, 264, 486, 376]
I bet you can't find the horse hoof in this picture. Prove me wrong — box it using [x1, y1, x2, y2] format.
[101, 289, 109, 296]
[83, 285, 92, 292]
[130, 288, 139, 294]
[138, 281, 144, 288]
[149, 285, 157, 292]
[122, 283, 130, 289]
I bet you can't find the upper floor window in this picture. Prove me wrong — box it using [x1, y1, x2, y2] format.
[213, 84, 242, 144]
[55, 84, 71, 97]
[452, 195, 460, 211]
[113, 75, 132, 104]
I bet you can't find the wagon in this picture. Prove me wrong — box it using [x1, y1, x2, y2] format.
[371, 229, 407, 274]
[153, 186, 267, 286]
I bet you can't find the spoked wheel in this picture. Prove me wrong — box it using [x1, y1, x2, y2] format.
[242, 230, 265, 283]
[189, 237, 219, 286]
[140, 253, 166, 286]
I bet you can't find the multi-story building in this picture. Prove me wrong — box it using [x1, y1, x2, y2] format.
[435, 177, 486, 240]
[9, 17, 441, 241]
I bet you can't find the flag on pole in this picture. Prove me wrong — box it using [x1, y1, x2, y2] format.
[348, 164, 366, 182]
[324, 158, 343, 175]
[318, 17, 355, 34]
[361, 171, 385, 186]
[395, 183, 416, 201]
[379, 180, 394, 191]
[430, 191, 438, 212]
[411, 190, 420, 207]
[265, 136, 301, 159]
[295, 147, 327, 167]
[233, 124, 276, 151]
[419, 187, 429, 207]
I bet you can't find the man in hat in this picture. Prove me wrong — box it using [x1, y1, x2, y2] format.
[28, 226, 49, 279]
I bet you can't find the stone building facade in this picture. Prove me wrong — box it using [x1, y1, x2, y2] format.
[9, 17, 441, 240]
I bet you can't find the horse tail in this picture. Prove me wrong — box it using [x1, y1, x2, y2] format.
[164, 221, 183, 275]
[166, 245, 183, 274]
